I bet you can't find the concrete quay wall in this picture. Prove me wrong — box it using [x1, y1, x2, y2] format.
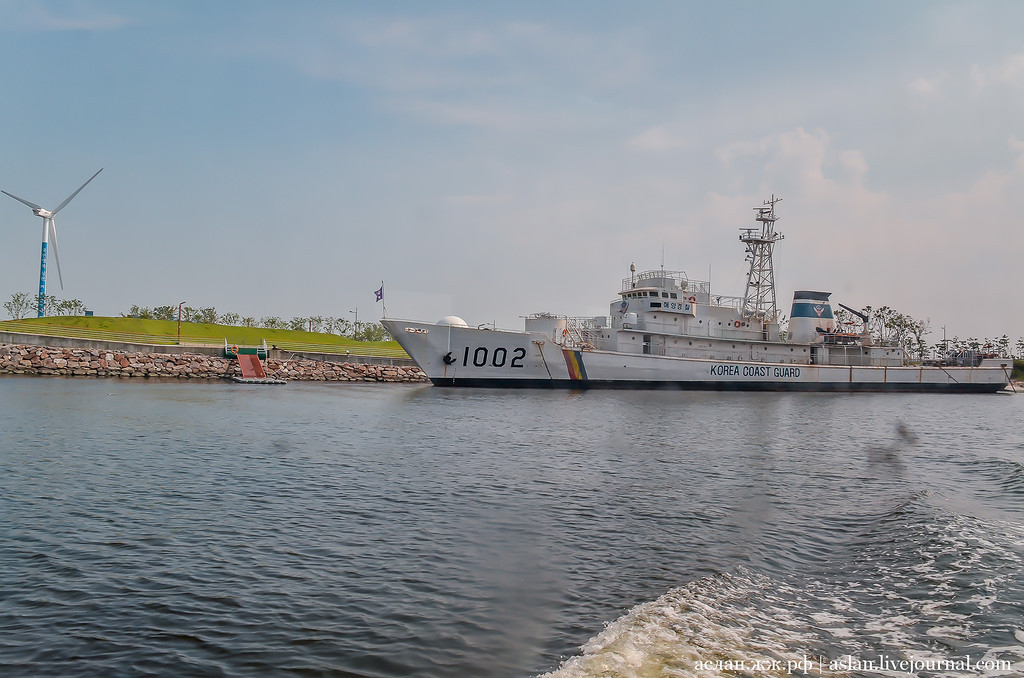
[0, 344, 428, 383]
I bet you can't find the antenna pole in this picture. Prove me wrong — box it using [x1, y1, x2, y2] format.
[739, 195, 784, 323]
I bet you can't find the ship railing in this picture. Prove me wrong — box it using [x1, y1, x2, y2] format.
[621, 270, 710, 294]
[561, 316, 602, 349]
[934, 350, 992, 367]
[822, 344, 907, 367]
[710, 295, 745, 311]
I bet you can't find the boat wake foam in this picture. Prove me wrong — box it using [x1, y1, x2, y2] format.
[541, 499, 1024, 677]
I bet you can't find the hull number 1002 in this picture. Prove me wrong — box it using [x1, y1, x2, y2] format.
[462, 346, 526, 368]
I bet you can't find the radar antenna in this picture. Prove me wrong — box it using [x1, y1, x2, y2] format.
[739, 195, 784, 323]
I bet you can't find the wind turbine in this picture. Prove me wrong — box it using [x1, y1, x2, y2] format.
[2, 168, 103, 317]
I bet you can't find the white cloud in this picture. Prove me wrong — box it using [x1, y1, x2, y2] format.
[970, 52, 1024, 89]
[625, 126, 689, 152]
[706, 124, 1024, 341]
[715, 128, 884, 209]
[908, 73, 945, 99]
[838, 150, 868, 182]
[945, 137, 1024, 219]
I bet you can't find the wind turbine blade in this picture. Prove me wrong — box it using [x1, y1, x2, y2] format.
[51, 167, 103, 216]
[1, 190, 43, 211]
[49, 219, 64, 290]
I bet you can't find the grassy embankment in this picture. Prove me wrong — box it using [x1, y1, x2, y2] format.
[0, 316, 406, 357]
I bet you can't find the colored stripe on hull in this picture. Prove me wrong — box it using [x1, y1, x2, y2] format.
[562, 349, 588, 381]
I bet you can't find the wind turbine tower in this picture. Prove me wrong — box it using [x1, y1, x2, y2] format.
[2, 168, 103, 317]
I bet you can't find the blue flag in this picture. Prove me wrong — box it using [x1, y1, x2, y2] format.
[375, 284, 384, 302]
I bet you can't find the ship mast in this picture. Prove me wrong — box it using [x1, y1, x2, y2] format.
[739, 195, 784, 324]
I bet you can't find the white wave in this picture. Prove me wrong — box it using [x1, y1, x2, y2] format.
[540, 570, 836, 678]
[540, 509, 1024, 677]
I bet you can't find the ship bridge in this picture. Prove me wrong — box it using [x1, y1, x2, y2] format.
[620, 269, 712, 304]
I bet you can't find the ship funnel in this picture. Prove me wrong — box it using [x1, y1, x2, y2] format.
[788, 291, 834, 343]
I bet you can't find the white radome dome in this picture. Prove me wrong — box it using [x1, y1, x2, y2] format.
[436, 316, 469, 328]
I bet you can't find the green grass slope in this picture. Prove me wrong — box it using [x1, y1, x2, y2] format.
[0, 316, 402, 354]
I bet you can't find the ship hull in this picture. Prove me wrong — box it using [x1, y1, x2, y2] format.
[384, 320, 1011, 393]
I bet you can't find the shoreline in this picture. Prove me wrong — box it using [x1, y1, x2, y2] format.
[0, 344, 427, 383]
[3, 342, 1018, 390]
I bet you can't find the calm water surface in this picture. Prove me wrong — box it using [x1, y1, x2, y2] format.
[1, 376, 1023, 677]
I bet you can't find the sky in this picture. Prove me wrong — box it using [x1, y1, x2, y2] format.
[1, 0, 1023, 346]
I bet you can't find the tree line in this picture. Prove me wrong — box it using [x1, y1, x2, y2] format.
[3, 292, 86, 319]
[831, 305, 1021, 360]
[125, 304, 392, 342]
[5, 291, 1024, 356]
[2, 292, 391, 342]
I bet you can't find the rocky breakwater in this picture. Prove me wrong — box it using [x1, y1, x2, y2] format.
[0, 344, 427, 383]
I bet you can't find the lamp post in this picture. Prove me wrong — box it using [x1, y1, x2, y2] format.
[178, 301, 186, 345]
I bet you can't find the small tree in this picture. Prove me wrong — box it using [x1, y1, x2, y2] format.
[4, 292, 35, 319]
[997, 335, 1010, 357]
[55, 298, 86, 316]
[289, 317, 308, 332]
[39, 294, 59, 315]
[196, 307, 218, 324]
[329, 318, 352, 338]
[865, 305, 929, 359]
[904, 315, 930, 361]
[326, 316, 348, 335]
[153, 305, 177, 321]
[359, 322, 392, 342]
[220, 312, 240, 326]
[832, 307, 852, 330]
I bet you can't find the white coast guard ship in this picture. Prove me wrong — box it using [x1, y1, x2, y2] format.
[383, 198, 1011, 392]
